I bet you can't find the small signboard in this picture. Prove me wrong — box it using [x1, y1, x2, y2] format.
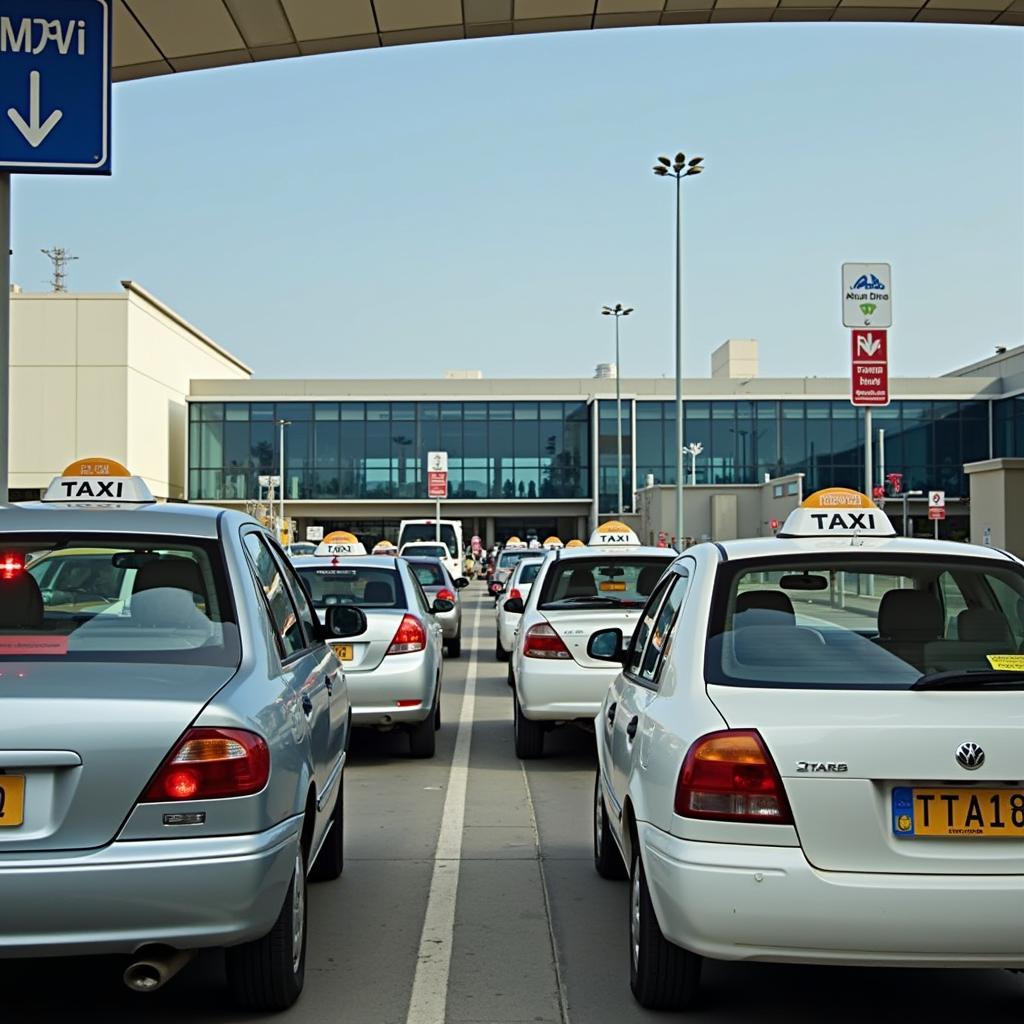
[843, 263, 892, 328]
[928, 490, 945, 509]
[928, 506, 946, 521]
[427, 451, 448, 473]
[427, 471, 448, 498]
[306, 526, 324, 542]
[851, 330, 889, 407]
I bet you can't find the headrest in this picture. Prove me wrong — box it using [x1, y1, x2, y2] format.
[957, 607, 1014, 645]
[877, 590, 942, 641]
[132, 587, 208, 630]
[735, 590, 795, 619]
[0, 572, 44, 629]
[363, 580, 394, 604]
[133, 558, 204, 597]
[565, 568, 596, 597]
[732, 625, 826, 665]
[636, 565, 664, 597]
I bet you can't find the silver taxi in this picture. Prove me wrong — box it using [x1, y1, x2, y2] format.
[509, 522, 674, 758]
[0, 461, 365, 1011]
[403, 554, 469, 657]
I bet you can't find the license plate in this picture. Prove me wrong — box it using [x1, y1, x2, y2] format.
[0, 775, 25, 827]
[332, 642, 354, 661]
[892, 786, 1024, 838]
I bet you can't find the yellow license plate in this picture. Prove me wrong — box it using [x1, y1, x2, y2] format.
[332, 642, 354, 661]
[892, 786, 1024, 838]
[0, 775, 25, 827]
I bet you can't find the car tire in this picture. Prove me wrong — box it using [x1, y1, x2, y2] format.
[629, 848, 701, 1011]
[308, 777, 344, 883]
[593, 773, 627, 880]
[496, 636, 509, 662]
[434, 685, 442, 731]
[226, 841, 307, 1011]
[513, 692, 545, 759]
[506, 663, 514, 688]
[447, 633, 462, 658]
[408, 712, 437, 758]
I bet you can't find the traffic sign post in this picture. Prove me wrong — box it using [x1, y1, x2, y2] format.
[0, 0, 113, 502]
[928, 490, 946, 538]
[427, 452, 448, 539]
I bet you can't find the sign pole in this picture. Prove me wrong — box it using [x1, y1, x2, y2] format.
[864, 407, 873, 497]
[0, 172, 9, 504]
[435, 498, 440, 543]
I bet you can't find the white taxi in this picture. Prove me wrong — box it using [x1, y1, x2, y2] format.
[590, 488, 1024, 1010]
[509, 521, 675, 758]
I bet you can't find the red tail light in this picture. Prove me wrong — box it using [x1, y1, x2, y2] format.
[436, 588, 456, 602]
[0, 555, 24, 580]
[141, 728, 269, 802]
[674, 730, 792, 824]
[509, 588, 523, 601]
[388, 614, 426, 655]
[523, 622, 571, 659]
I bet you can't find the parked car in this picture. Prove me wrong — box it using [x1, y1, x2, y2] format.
[403, 554, 470, 657]
[495, 554, 545, 663]
[0, 460, 365, 1011]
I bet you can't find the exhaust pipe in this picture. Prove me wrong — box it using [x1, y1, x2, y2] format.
[123, 948, 196, 993]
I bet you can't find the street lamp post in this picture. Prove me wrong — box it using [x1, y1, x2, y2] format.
[654, 151, 704, 549]
[277, 419, 291, 543]
[601, 303, 634, 515]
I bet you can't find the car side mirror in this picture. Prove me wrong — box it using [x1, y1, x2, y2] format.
[454, 577, 470, 590]
[503, 597, 525, 614]
[324, 605, 367, 640]
[587, 627, 626, 664]
[432, 598, 455, 614]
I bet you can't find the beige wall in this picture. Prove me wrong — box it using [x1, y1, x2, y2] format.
[964, 458, 1024, 555]
[10, 283, 250, 499]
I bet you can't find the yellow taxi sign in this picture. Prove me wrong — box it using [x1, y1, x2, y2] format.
[588, 520, 641, 547]
[543, 536, 563, 549]
[315, 530, 367, 557]
[42, 457, 154, 505]
[372, 539, 398, 554]
[779, 488, 895, 539]
[565, 539, 585, 548]
[505, 536, 527, 549]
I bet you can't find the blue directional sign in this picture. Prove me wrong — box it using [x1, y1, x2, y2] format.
[0, 0, 111, 173]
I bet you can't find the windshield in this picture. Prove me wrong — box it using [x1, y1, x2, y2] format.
[399, 524, 458, 559]
[0, 535, 239, 666]
[706, 556, 1024, 690]
[538, 556, 673, 609]
[297, 565, 405, 609]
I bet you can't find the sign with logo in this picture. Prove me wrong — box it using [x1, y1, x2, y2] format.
[427, 451, 448, 473]
[314, 530, 366, 557]
[306, 526, 324, 542]
[42, 457, 153, 504]
[851, 329, 889, 407]
[928, 490, 946, 521]
[427, 471, 447, 498]
[588, 520, 641, 547]
[843, 263, 892, 328]
[778, 487, 896, 539]
[0, 1, 112, 173]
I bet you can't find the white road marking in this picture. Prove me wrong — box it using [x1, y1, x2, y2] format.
[405, 600, 481, 1024]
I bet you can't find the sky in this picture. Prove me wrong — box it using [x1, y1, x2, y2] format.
[10, 22, 1024, 382]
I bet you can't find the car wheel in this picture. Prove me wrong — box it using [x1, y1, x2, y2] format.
[447, 633, 462, 658]
[496, 636, 509, 662]
[506, 663, 514, 688]
[629, 848, 701, 1010]
[434, 685, 442, 731]
[408, 712, 437, 758]
[513, 692, 545, 759]
[308, 776, 344, 883]
[226, 841, 307, 1011]
[593, 773, 627, 880]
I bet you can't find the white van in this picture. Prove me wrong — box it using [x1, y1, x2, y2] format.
[398, 519, 464, 582]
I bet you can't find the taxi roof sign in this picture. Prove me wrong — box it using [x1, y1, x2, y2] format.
[315, 530, 367, 557]
[565, 539, 585, 548]
[588, 520, 642, 548]
[543, 536, 563, 549]
[778, 488, 896, 539]
[42, 458, 155, 505]
[504, 536, 527, 549]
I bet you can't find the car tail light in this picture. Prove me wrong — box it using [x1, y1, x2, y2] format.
[509, 588, 523, 601]
[388, 614, 426, 655]
[141, 728, 269, 802]
[396, 699, 422, 708]
[0, 555, 24, 580]
[674, 730, 792, 825]
[523, 622, 571, 659]
[436, 588, 456, 602]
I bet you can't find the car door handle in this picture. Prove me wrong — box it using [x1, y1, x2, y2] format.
[606, 702, 617, 726]
[301, 694, 314, 716]
[626, 716, 639, 741]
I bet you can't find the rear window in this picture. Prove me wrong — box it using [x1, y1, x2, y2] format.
[538, 556, 673, 610]
[499, 550, 531, 569]
[399, 524, 458, 558]
[0, 534, 239, 666]
[706, 555, 1024, 690]
[297, 565, 405, 609]
[407, 561, 445, 587]
[405, 544, 447, 559]
[519, 561, 543, 585]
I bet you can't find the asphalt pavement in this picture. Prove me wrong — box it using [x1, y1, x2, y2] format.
[5, 585, 1021, 1022]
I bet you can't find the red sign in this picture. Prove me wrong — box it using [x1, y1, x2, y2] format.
[851, 329, 889, 406]
[872, 485, 885, 498]
[427, 471, 447, 498]
[0, 636, 68, 656]
[886, 472, 903, 493]
[928, 507, 946, 521]
[769, 519, 779, 532]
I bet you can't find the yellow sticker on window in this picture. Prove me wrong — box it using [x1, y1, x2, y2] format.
[599, 581, 626, 592]
[986, 654, 1024, 671]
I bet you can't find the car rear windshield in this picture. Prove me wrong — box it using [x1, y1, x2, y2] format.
[0, 534, 239, 666]
[537, 556, 673, 610]
[297, 565, 405, 609]
[519, 561, 543, 585]
[406, 544, 447, 559]
[400, 524, 458, 558]
[407, 560, 445, 587]
[499, 550, 532, 569]
[706, 555, 1024, 690]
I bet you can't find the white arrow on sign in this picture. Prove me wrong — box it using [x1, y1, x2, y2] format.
[856, 334, 882, 357]
[7, 71, 63, 148]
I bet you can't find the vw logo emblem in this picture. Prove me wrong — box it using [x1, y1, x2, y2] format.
[955, 742, 985, 771]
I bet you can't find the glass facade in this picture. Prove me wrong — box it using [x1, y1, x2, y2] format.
[994, 395, 1024, 458]
[188, 400, 590, 502]
[188, 396, 993, 505]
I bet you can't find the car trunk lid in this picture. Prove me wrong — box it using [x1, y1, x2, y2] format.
[708, 684, 1024, 874]
[544, 609, 644, 668]
[317, 607, 409, 672]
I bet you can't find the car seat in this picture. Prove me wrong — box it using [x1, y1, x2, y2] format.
[875, 590, 943, 670]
